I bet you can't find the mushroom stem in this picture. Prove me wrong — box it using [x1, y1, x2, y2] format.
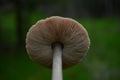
[52, 43, 63, 80]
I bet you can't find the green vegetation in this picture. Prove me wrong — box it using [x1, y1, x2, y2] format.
[0, 12, 120, 80]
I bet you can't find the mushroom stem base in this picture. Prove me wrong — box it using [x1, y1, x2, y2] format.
[52, 43, 63, 80]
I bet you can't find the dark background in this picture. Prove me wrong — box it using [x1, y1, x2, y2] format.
[0, 0, 120, 80]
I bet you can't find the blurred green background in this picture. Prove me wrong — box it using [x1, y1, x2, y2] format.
[0, 0, 120, 80]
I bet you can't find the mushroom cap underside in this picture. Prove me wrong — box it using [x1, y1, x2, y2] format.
[26, 16, 90, 69]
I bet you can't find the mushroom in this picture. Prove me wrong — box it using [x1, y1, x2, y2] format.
[26, 16, 90, 80]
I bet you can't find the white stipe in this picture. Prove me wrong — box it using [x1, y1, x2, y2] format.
[52, 43, 63, 80]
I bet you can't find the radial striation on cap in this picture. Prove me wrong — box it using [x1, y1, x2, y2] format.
[26, 16, 90, 69]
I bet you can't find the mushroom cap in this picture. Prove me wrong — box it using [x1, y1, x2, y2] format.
[26, 16, 90, 69]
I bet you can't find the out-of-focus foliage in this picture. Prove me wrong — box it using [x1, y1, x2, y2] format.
[0, 0, 120, 80]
